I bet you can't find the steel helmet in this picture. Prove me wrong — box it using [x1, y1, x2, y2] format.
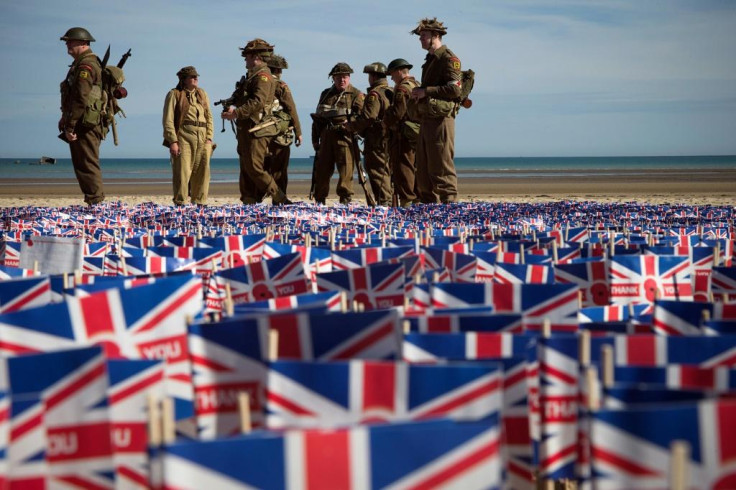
[387, 58, 413, 73]
[411, 17, 448, 36]
[363, 62, 387, 75]
[329, 62, 353, 77]
[267, 54, 288, 70]
[60, 27, 95, 42]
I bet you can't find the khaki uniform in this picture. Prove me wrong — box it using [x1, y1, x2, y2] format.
[351, 79, 393, 206]
[264, 76, 302, 198]
[231, 65, 279, 204]
[416, 45, 462, 203]
[311, 85, 364, 203]
[384, 75, 420, 206]
[163, 87, 214, 205]
[60, 50, 105, 205]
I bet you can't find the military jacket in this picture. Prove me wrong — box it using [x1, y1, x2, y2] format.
[275, 77, 302, 138]
[384, 75, 420, 129]
[162, 87, 214, 147]
[311, 84, 364, 146]
[233, 65, 276, 125]
[60, 50, 102, 130]
[420, 45, 462, 101]
[351, 79, 392, 135]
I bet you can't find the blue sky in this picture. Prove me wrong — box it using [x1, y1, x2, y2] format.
[1, 0, 735, 159]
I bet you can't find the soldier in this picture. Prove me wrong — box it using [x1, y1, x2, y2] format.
[347, 63, 393, 206]
[222, 38, 291, 205]
[59, 27, 105, 206]
[162, 66, 214, 206]
[311, 63, 365, 205]
[410, 17, 463, 204]
[261, 54, 302, 200]
[384, 58, 420, 207]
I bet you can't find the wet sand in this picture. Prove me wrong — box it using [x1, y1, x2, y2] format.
[0, 168, 734, 207]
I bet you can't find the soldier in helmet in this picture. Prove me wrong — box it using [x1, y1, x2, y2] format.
[261, 54, 302, 201]
[346, 62, 393, 206]
[222, 38, 291, 205]
[311, 63, 365, 205]
[410, 17, 463, 204]
[384, 58, 421, 207]
[59, 27, 105, 205]
[162, 66, 214, 206]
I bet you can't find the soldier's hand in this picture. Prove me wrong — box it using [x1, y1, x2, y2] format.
[170, 142, 181, 157]
[313, 142, 320, 152]
[411, 87, 427, 101]
[221, 107, 237, 121]
[65, 128, 77, 142]
[295, 135, 303, 147]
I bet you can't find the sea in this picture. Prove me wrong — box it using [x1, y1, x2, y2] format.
[1, 155, 735, 184]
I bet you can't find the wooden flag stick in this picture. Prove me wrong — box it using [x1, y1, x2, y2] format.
[579, 330, 591, 367]
[224, 283, 234, 317]
[601, 344, 614, 388]
[669, 440, 690, 490]
[585, 365, 600, 411]
[161, 397, 176, 445]
[147, 394, 162, 448]
[402, 320, 411, 335]
[238, 392, 252, 434]
[268, 328, 279, 361]
[542, 318, 551, 338]
[340, 291, 348, 313]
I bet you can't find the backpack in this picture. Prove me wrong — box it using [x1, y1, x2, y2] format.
[459, 69, 475, 109]
[100, 64, 127, 145]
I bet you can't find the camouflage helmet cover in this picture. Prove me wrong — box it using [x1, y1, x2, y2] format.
[329, 62, 353, 77]
[60, 27, 95, 42]
[240, 38, 274, 57]
[411, 17, 447, 36]
[363, 62, 387, 75]
[387, 58, 413, 73]
[176, 66, 199, 79]
[267, 54, 288, 70]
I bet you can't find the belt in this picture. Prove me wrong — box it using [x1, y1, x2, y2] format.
[182, 121, 207, 127]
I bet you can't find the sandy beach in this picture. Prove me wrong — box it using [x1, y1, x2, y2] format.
[0, 168, 734, 207]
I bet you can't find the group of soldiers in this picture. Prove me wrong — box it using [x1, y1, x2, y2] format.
[59, 17, 464, 207]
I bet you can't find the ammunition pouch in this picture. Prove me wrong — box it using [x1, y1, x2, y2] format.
[271, 111, 294, 146]
[81, 85, 105, 129]
[251, 114, 280, 138]
[416, 97, 457, 119]
[400, 120, 420, 146]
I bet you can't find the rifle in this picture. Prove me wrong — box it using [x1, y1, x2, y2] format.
[309, 152, 318, 201]
[110, 48, 131, 146]
[214, 97, 236, 134]
[352, 136, 377, 207]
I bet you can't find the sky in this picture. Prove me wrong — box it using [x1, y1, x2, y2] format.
[1, 0, 735, 159]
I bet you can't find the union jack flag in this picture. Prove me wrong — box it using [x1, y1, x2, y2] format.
[537, 336, 579, 479]
[262, 242, 333, 282]
[188, 319, 270, 438]
[402, 332, 535, 362]
[161, 419, 501, 489]
[331, 245, 414, 270]
[554, 259, 610, 307]
[233, 290, 344, 315]
[0, 264, 38, 280]
[315, 261, 405, 310]
[590, 399, 736, 489]
[610, 255, 693, 303]
[652, 299, 712, 335]
[209, 252, 309, 308]
[0, 276, 51, 313]
[7, 346, 116, 488]
[122, 256, 195, 276]
[494, 262, 553, 284]
[590, 334, 736, 367]
[404, 312, 523, 334]
[422, 248, 477, 282]
[712, 266, 736, 296]
[107, 359, 166, 488]
[266, 360, 502, 428]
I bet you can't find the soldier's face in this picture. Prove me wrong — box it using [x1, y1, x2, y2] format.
[65, 40, 86, 58]
[419, 30, 434, 50]
[182, 76, 198, 91]
[244, 53, 258, 70]
[389, 70, 402, 84]
[332, 74, 350, 91]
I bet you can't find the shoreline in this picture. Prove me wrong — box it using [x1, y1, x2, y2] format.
[1, 169, 735, 207]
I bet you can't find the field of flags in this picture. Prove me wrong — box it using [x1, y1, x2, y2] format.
[0, 199, 735, 489]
